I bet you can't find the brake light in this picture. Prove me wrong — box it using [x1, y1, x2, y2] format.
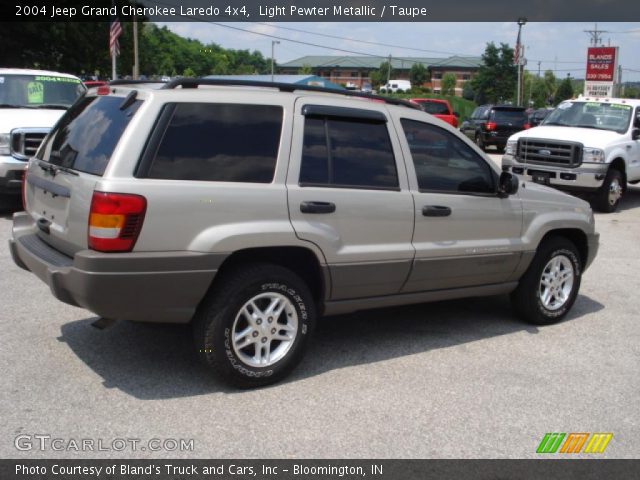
[21, 165, 28, 210]
[96, 85, 110, 95]
[485, 122, 497, 131]
[88, 191, 146, 252]
[523, 123, 531, 130]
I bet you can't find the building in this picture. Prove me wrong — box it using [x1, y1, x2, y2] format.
[278, 56, 483, 95]
[204, 74, 344, 90]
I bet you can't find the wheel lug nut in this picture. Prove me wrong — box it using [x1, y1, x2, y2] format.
[268, 317, 273, 323]
[252, 331, 259, 337]
[271, 328, 276, 334]
[256, 319, 262, 325]
[262, 337, 267, 343]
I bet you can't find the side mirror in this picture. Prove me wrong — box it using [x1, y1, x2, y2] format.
[632, 128, 640, 141]
[497, 171, 519, 198]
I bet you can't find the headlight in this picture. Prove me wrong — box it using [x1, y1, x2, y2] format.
[0, 133, 10, 156]
[582, 147, 605, 163]
[505, 139, 517, 156]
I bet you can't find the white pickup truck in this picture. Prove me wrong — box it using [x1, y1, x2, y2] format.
[0, 68, 85, 208]
[502, 97, 640, 212]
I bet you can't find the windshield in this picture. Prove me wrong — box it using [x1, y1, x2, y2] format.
[543, 101, 632, 133]
[0, 74, 85, 108]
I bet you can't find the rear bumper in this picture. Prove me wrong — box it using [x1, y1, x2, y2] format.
[10, 212, 226, 323]
[481, 131, 512, 146]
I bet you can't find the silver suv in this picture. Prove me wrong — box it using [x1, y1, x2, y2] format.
[9, 79, 599, 387]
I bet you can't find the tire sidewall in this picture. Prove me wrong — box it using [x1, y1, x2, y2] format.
[204, 272, 314, 385]
[534, 246, 581, 321]
[596, 168, 624, 213]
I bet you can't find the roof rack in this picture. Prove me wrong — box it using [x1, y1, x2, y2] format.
[109, 79, 166, 86]
[162, 78, 422, 111]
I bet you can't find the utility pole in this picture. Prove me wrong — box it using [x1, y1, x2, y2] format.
[132, 18, 139, 80]
[516, 18, 527, 107]
[387, 54, 392, 84]
[271, 40, 280, 82]
[584, 23, 608, 47]
[618, 65, 623, 97]
[537, 61, 541, 77]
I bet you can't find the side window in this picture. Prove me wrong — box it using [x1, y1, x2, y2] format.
[470, 108, 481, 119]
[300, 115, 399, 190]
[147, 103, 283, 183]
[400, 118, 496, 194]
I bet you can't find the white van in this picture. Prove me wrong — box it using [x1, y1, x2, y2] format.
[380, 79, 411, 93]
[0, 69, 85, 207]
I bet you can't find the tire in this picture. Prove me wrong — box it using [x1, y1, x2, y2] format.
[593, 168, 624, 213]
[511, 237, 582, 325]
[475, 134, 485, 151]
[496, 145, 505, 154]
[193, 263, 316, 388]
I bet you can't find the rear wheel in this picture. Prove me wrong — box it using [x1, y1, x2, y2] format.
[593, 168, 624, 213]
[475, 134, 485, 151]
[193, 263, 316, 388]
[511, 237, 582, 325]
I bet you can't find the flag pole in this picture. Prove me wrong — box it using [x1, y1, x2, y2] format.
[112, 51, 117, 81]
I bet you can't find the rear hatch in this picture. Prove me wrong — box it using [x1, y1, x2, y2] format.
[490, 107, 527, 136]
[25, 93, 142, 256]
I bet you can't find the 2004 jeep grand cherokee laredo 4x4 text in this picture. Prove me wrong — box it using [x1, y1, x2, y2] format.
[10, 79, 599, 387]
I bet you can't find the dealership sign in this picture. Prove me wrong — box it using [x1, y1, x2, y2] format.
[584, 47, 618, 97]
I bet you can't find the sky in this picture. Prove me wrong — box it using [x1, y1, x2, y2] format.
[160, 22, 640, 82]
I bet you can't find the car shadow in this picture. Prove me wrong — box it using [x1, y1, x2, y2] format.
[58, 293, 604, 399]
[618, 184, 640, 212]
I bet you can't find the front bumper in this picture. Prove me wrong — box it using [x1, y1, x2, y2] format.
[502, 154, 608, 191]
[0, 156, 27, 194]
[9, 212, 226, 323]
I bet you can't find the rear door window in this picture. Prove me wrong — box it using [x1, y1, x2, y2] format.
[491, 109, 527, 125]
[146, 103, 283, 183]
[37, 95, 142, 176]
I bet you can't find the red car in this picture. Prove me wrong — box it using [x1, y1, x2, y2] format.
[83, 80, 108, 89]
[410, 98, 459, 127]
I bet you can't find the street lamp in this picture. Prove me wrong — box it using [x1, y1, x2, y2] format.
[516, 18, 527, 106]
[271, 40, 280, 82]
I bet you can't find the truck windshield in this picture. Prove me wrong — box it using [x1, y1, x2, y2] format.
[543, 101, 632, 134]
[0, 74, 85, 109]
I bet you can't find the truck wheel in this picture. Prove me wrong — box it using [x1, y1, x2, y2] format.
[511, 237, 582, 325]
[475, 134, 485, 151]
[593, 168, 624, 213]
[193, 263, 316, 388]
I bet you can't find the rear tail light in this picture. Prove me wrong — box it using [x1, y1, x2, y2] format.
[485, 122, 497, 131]
[523, 123, 531, 130]
[88, 191, 146, 252]
[21, 165, 28, 211]
[96, 85, 110, 95]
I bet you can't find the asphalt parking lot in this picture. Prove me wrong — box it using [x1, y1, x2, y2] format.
[1, 157, 639, 459]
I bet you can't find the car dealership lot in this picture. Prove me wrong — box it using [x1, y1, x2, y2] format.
[1, 168, 639, 458]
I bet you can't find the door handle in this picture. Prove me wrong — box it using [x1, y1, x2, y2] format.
[300, 201, 336, 214]
[422, 205, 452, 217]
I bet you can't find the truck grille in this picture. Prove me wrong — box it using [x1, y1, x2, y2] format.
[10, 128, 49, 161]
[517, 138, 583, 168]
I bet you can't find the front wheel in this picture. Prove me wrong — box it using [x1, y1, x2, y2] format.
[511, 237, 582, 325]
[593, 168, 624, 213]
[193, 263, 316, 388]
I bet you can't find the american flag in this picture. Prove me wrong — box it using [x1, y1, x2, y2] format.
[514, 28, 522, 65]
[109, 14, 122, 58]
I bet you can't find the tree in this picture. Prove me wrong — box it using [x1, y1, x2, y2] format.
[298, 64, 313, 75]
[530, 77, 548, 108]
[462, 81, 475, 101]
[543, 70, 557, 103]
[371, 61, 394, 88]
[441, 72, 457, 96]
[553, 76, 574, 105]
[409, 63, 428, 87]
[471, 42, 517, 104]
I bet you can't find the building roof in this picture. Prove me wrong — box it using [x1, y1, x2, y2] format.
[204, 74, 344, 90]
[280, 55, 483, 70]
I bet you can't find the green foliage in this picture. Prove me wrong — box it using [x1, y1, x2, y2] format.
[462, 81, 474, 101]
[543, 70, 557, 101]
[409, 63, 428, 87]
[0, 20, 270, 79]
[530, 77, 548, 108]
[553, 77, 574, 105]
[298, 64, 313, 75]
[371, 61, 394, 88]
[471, 42, 517, 104]
[441, 72, 457, 96]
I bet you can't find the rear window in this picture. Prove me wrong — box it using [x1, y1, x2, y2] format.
[417, 101, 450, 115]
[491, 109, 527, 124]
[38, 95, 142, 176]
[146, 103, 283, 183]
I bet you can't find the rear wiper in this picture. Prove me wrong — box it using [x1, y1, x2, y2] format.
[37, 159, 79, 176]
